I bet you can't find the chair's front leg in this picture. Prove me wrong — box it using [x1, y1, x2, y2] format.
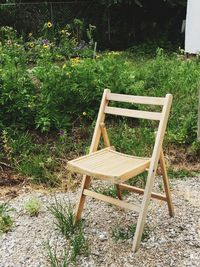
[75, 175, 91, 223]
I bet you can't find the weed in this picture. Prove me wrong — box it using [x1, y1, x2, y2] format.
[111, 223, 151, 242]
[128, 173, 147, 188]
[48, 199, 89, 266]
[24, 197, 41, 216]
[18, 153, 59, 186]
[70, 228, 89, 262]
[168, 168, 197, 179]
[0, 203, 14, 233]
[158, 182, 164, 192]
[96, 185, 129, 198]
[47, 242, 70, 267]
[48, 200, 76, 238]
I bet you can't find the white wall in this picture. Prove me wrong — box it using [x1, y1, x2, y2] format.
[185, 0, 200, 54]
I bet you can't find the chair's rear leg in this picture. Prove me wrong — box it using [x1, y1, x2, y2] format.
[115, 184, 123, 200]
[75, 175, 91, 223]
[159, 150, 174, 217]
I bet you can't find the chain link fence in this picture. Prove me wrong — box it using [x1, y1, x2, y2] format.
[0, 1, 186, 49]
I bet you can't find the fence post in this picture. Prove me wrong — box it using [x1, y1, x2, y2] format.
[50, 2, 54, 24]
[107, 7, 111, 41]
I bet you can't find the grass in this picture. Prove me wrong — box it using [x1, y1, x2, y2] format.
[48, 200, 76, 238]
[47, 199, 89, 265]
[0, 203, 14, 233]
[95, 185, 130, 198]
[168, 168, 198, 179]
[47, 243, 70, 267]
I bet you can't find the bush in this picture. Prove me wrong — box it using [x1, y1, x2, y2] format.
[1, 25, 200, 185]
[132, 49, 200, 144]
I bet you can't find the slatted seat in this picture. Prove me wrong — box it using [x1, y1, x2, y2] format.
[68, 89, 174, 252]
[68, 147, 150, 183]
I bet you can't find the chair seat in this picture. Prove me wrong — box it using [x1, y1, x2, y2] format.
[68, 147, 150, 183]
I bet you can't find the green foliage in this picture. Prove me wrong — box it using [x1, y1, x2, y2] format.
[47, 243, 70, 267]
[108, 121, 155, 157]
[48, 200, 89, 265]
[1, 28, 199, 147]
[24, 197, 41, 217]
[111, 223, 150, 241]
[49, 200, 76, 239]
[132, 49, 200, 144]
[70, 229, 89, 262]
[0, 129, 61, 186]
[0, 203, 14, 233]
[168, 168, 197, 179]
[18, 153, 59, 186]
[0, 25, 199, 184]
[96, 184, 130, 198]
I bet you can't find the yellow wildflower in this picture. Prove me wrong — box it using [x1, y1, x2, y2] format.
[71, 57, 79, 66]
[29, 42, 34, 48]
[47, 22, 52, 28]
[62, 64, 67, 69]
[61, 29, 65, 34]
[82, 112, 87, 116]
[43, 44, 49, 49]
[7, 40, 12, 45]
[112, 51, 120, 55]
[28, 32, 33, 37]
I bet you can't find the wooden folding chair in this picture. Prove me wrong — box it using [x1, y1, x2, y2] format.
[68, 89, 174, 252]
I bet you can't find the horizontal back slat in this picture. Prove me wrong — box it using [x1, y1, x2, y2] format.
[105, 106, 162, 120]
[107, 93, 166, 106]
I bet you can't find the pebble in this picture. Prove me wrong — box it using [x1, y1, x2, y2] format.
[99, 233, 108, 241]
[0, 176, 200, 266]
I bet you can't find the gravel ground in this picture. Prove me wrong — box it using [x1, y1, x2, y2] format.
[0, 175, 200, 267]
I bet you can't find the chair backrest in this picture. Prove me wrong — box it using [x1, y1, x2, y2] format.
[105, 92, 165, 121]
[89, 89, 173, 158]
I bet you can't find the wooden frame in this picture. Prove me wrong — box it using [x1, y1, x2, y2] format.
[69, 89, 174, 252]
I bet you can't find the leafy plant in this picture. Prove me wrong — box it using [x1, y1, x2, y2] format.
[18, 153, 59, 186]
[0, 203, 14, 233]
[24, 197, 41, 216]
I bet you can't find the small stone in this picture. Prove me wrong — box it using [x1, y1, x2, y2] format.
[99, 233, 108, 241]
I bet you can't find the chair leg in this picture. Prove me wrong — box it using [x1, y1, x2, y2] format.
[115, 184, 123, 200]
[159, 150, 175, 217]
[75, 175, 91, 223]
[132, 171, 155, 252]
